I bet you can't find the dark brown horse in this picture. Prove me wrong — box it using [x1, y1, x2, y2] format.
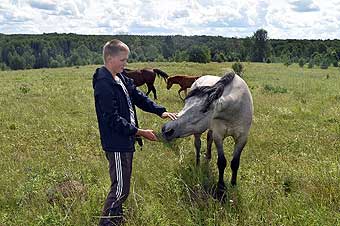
[123, 68, 168, 99]
[166, 75, 201, 100]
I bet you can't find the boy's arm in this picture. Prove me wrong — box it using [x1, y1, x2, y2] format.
[131, 87, 167, 116]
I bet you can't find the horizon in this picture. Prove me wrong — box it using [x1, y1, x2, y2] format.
[1, 32, 339, 41]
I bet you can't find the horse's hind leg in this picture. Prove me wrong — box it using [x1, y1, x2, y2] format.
[146, 84, 157, 99]
[205, 129, 213, 160]
[230, 136, 247, 186]
[146, 86, 152, 96]
[194, 133, 202, 165]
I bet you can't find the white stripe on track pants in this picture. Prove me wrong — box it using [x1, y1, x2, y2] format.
[100, 151, 133, 218]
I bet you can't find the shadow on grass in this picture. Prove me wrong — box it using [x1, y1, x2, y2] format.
[174, 158, 244, 213]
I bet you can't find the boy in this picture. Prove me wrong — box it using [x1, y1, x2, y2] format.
[93, 39, 176, 226]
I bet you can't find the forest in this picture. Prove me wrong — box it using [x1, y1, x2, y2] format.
[0, 29, 339, 70]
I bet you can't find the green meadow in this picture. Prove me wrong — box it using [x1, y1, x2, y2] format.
[0, 62, 340, 226]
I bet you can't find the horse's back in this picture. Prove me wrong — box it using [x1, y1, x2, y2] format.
[192, 74, 253, 137]
[191, 75, 220, 89]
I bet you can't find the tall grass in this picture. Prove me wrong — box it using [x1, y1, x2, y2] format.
[0, 63, 339, 225]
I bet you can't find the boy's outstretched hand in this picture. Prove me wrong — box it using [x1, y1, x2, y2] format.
[161, 112, 178, 120]
[136, 129, 157, 141]
[136, 112, 177, 142]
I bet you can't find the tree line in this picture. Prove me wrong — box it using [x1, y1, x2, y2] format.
[0, 29, 339, 70]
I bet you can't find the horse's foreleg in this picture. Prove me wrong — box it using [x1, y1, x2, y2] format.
[214, 136, 226, 190]
[230, 136, 247, 186]
[151, 85, 157, 100]
[178, 88, 184, 100]
[205, 129, 213, 160]
[194, 134, 202, 165]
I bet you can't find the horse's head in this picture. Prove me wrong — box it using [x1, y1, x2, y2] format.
[166, 78, 173, 90]
[162, 73, 236, 142]
[162, 94, 212, 141]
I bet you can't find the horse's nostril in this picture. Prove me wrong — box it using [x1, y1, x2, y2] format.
[164, 129, 174, 137]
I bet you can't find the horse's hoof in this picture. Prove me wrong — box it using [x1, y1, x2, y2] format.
[230, 178, 237, 186]
[218, 182, 226, 191]
[213, 183, 226, 202]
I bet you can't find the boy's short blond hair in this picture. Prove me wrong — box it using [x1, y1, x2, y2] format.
[103, 39, 130, 63]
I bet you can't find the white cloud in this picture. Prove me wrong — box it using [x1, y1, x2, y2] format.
[0, 0, 339, 39]
[57, 2, 80, 17]
[28, 0, 57, 11]
[289, 0, 319, 12]
[264, 0, 340, 39]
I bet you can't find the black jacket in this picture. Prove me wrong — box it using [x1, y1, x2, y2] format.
[93, 66, 166, 152]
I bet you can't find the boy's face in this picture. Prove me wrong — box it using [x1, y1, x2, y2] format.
[108, 50, 129, 74]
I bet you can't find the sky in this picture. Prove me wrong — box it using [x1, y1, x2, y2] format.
[0, 0, 339, 40]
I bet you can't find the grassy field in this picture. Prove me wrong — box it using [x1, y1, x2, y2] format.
[0, 62, 340, 226]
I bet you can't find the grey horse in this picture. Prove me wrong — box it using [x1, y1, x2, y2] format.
[161, 72, 253, 190]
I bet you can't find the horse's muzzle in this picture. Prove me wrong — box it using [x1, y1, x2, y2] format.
[161, 126, 175, 141]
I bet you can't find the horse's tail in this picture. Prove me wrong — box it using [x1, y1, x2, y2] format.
[153, 69, 169, 82]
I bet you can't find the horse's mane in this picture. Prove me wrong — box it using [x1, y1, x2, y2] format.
[153, 68, 169, 81]
[186, 72, 235, 112]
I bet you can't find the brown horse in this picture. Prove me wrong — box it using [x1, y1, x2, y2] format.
[166, 75, 201, 100]
[123, 68, 168, 99]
